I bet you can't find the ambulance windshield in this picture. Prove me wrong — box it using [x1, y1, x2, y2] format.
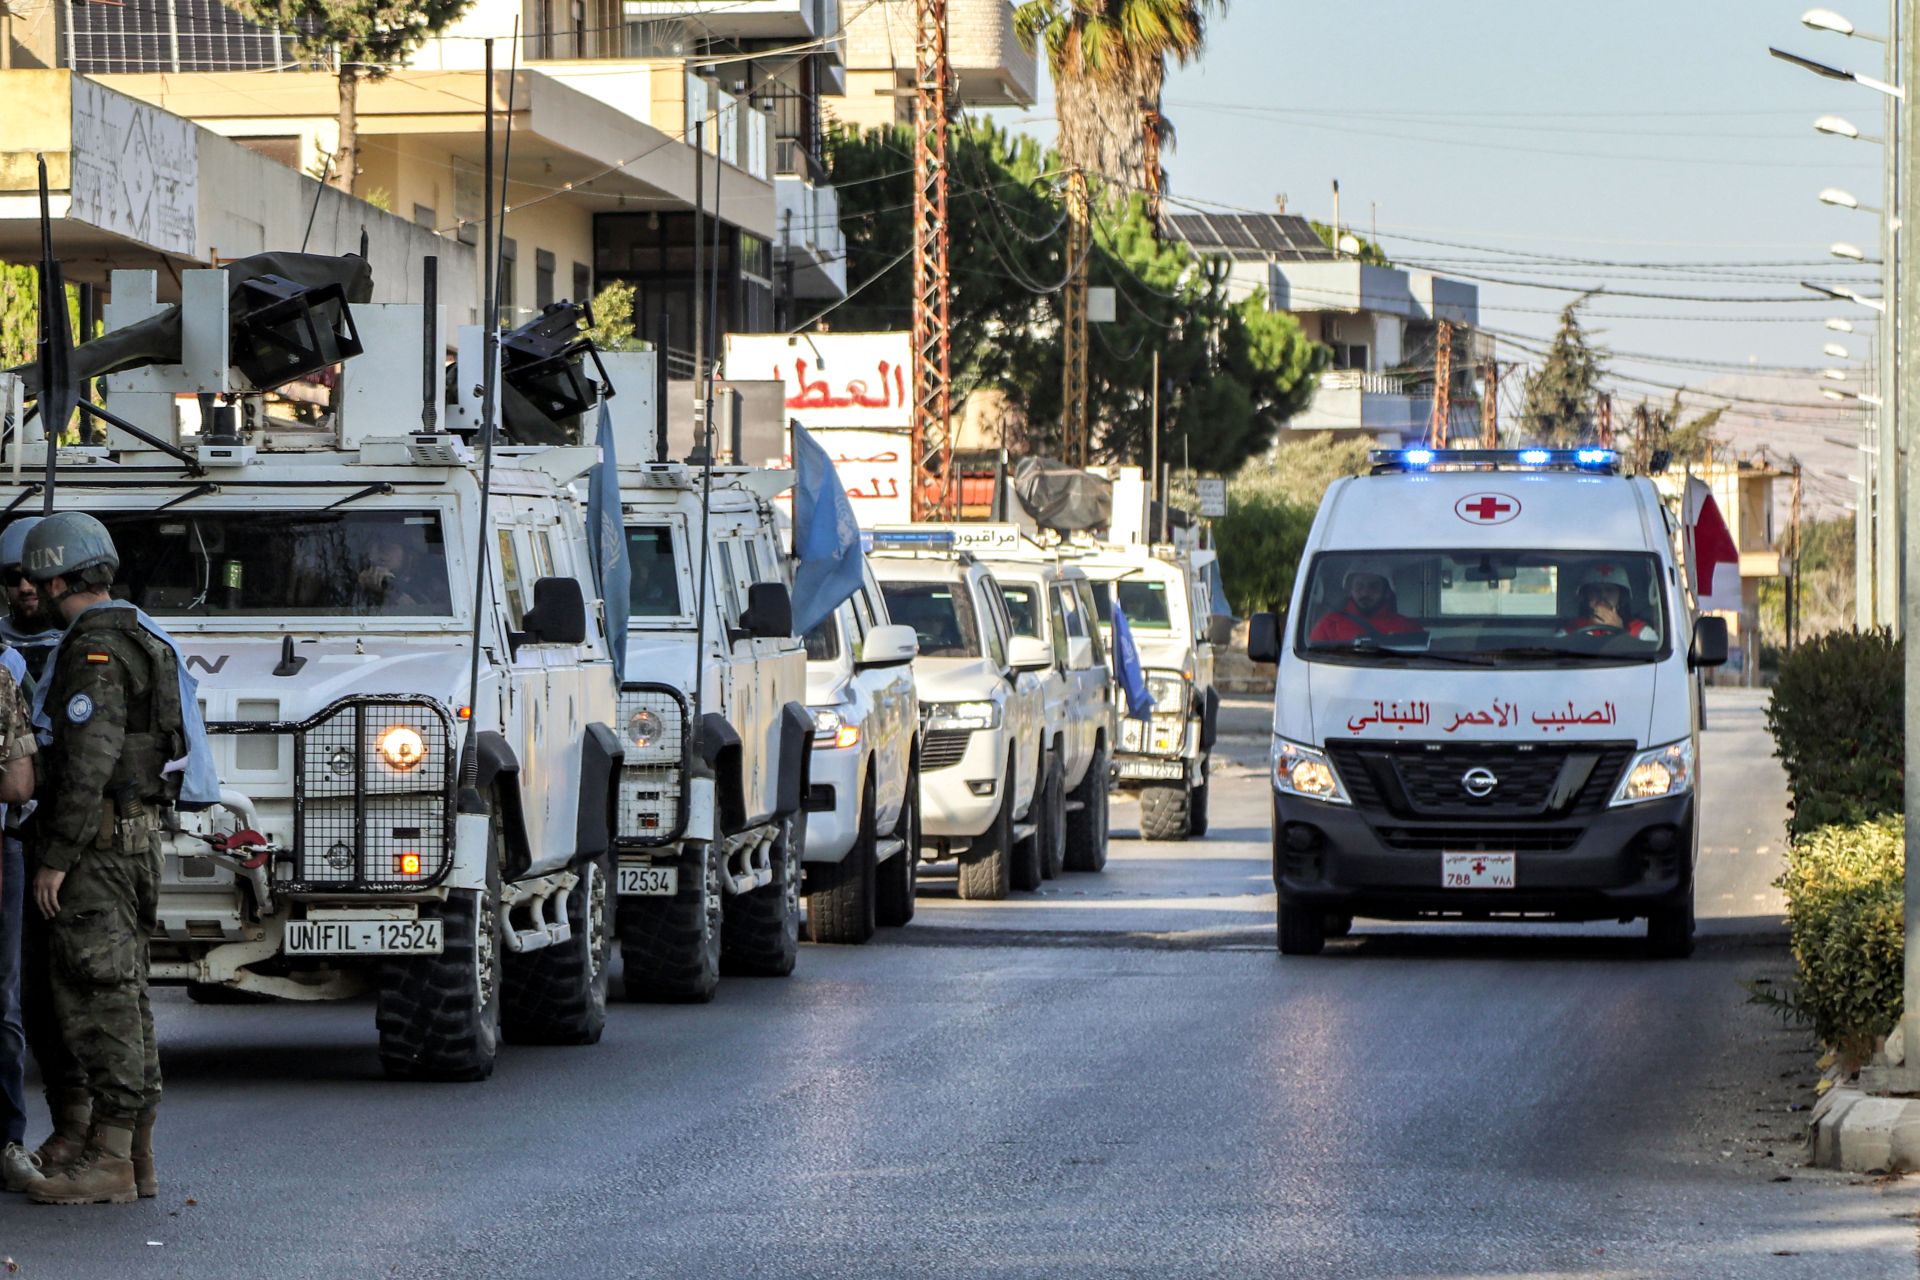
[1297, 549, 1670, 665]
[90, 509, 455, 618]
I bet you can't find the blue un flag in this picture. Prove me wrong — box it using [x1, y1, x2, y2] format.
[789, 421, 865, 636]
[587, 403, 631, 685]
[1110, 599, 1156, 720]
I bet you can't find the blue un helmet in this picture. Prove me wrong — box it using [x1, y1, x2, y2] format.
[0, 516, 41, 571]
[23, 512, 119, 585]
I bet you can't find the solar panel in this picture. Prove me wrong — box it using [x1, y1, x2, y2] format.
[1166, 212, 1333, 262]
[68, 0, 310, 74]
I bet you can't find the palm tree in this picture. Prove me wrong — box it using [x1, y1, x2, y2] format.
[1014, 0, 1219, 205]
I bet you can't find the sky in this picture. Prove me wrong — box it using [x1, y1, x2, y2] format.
[984, 0, 1886, 509]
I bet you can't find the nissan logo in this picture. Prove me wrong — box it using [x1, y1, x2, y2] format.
[1461, 767, 1499, 798]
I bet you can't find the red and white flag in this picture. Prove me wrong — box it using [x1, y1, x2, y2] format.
[1684, 477, 1741, 613]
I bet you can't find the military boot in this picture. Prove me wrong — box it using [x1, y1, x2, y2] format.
[28, 1122, 136, 1205]
[26, 1089, 90, 1183]
[132, 1110, 156, 1198]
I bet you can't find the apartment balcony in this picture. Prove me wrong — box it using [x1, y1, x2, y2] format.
[617, 0, 841, 42]
[841, 1, 1036, 105]
[775, 158, 846, 300]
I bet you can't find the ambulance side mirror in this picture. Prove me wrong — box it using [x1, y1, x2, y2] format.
[1689, 616, 1729, 669]
[1246, 611, 1281, 665]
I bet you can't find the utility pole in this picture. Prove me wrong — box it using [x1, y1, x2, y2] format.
[1597, 393, 1613, 448]
[1883, 0, 1904, 632]
[1789, 461, 1804, 653]
[1893, 0, 1920, 1082]
[910, 0, 952, 518]
[1148, 349, 1159, 522]
[1062, 171, 1090, 468]
[1431, 319, 1452, 446]
[1480, 357, 1499, 447]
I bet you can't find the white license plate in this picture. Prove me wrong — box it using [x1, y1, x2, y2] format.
[284, 918, 443, 955]
[1442, 853, 1515, 890]
[1121, 759, 1185, 781]
[618, 864, 678, 896]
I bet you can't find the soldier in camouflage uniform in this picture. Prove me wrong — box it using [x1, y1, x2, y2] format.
[21, 513, 181, 1206]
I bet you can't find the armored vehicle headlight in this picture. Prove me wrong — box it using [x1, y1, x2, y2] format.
[378, 724, 428, 772]
[628, 707, 663, 750]
[1145, 670, 1188, 710]
[326, 746, 356, 779]
[1613, 740, 1693, 806]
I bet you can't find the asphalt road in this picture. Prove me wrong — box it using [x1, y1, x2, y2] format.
[3, 688, 1914, 1279]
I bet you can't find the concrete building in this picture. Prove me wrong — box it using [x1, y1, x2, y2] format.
[10, 0, 854, 366]
[1168, 212, 1487, 447]
[0, 70, 474, 308]
[1653, 455, 1788, 680]
[824, 0, 1036, 131]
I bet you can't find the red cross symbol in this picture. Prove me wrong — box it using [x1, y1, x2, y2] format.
[1472, 859, 1487, 875]
[1465, 497, 1510, 521]
[1455, 492, 1521, 525]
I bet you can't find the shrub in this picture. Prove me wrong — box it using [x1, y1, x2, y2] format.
[1773, 815, 1905, 1067]
[1765, 628, 1902, 837]
[1212, 489, 1315, 615]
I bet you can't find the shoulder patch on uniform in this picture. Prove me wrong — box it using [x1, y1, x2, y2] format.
[84, 650, 110, 665]
[65, 693, 93, 724]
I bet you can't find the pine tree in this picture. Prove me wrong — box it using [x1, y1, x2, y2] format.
[230, 1, 476, 194]
[1520, 300, 1604, 446]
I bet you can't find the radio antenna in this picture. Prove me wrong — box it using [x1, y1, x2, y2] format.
[34, 154, 73, 515]
[688, 97, 727, 740]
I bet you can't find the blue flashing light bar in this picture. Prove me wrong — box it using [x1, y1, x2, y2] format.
[1367, 447, 1622, 476]
[870, 528, 957, 552]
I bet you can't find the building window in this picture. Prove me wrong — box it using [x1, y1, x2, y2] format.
[573, 262, 592, 305]
[1332, 343, 1369, 371]
[535, 248, 556, 311]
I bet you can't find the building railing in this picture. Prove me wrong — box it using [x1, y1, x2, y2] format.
[1320, 369, 1407, 395]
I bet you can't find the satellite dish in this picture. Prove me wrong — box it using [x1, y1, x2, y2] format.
[1338, 233, 1363, 257]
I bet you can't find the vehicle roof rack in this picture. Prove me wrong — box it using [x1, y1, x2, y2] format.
[1368, 447, 1621, 476]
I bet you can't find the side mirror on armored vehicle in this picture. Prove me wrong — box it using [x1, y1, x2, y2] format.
[1008, 635, 1052, 672]
[1689, 615, 1729, 669]
[857, 623, 919, 669]
[741, 582, 794, 640]
[1207, 613, 1236, 649]
[1066, 635, 1094, 671]
[1246, 611, 1281, 665]
[522, 576, 588, 646]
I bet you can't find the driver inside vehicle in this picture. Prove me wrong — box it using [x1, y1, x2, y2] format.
[1309, 567, 1423, 644]
[1558, 564, 1659, 642]
[353, 528, 440, 613]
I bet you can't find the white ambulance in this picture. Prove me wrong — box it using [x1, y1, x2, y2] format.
[1246, 447, 1728, 958]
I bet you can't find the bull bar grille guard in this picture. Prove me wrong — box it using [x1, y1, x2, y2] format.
[205, 694, 457, 892]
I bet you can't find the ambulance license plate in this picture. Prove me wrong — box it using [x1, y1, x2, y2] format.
[618, 864, 678, 896]
[284, 918, 443, 955]
[1442, 853, 1515, 890]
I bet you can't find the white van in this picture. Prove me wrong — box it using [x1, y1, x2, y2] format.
[1246, 448, 1728, 958]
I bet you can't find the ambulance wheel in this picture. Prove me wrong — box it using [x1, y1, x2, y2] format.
[1276, 894, 1326, 957]
[619, 840, 721, 1003]
[808, 783, 877, 945]
[958, 759, 1015, 901]
[1646, 892, 1696, 960]
[376, 848, 502, 1082]
[1139, 782, 1192, 842]
[722, 812, 803, 977]
[1063, 742, 1109, 873]
[1038, 753, 1067, 880]
[1323, 913, 1354, 939]
[875, 752, 920, 928]
[501, 852, 612, 1045]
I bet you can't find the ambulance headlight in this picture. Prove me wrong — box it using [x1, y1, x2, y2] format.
[1612, 740, 1693, 805]
[377, 725, 428, 772]
[1273, 738, 1350, 805]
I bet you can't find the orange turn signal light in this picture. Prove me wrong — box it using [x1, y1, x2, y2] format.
[399, 852, 422, 876]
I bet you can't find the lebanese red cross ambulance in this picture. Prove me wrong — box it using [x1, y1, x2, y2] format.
[1246, 447, 1730, 958]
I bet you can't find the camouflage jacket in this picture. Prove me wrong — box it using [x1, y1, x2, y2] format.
[38, 609, 166, 873]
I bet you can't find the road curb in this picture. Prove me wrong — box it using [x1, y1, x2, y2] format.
[1809, 1082, 1920, 1171]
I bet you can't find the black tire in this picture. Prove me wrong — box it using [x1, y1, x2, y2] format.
[1063, 741, 1109, 873]
[1038, 752, 1067, 880]
[1323, 913, 1354, 939]
[876, 751, 920, 928]
[1139, 781, 1192, 842]
[1189, 770, 1210, 838]
[958, 758, 1015, 901]
[376, 844, 502, 1082]
[808, 780, 877, 945]
[618, 841, 721, 1003]
[723, 813, 803, 976]
[1646, 892, 1695, 960]
[501, 852, 613, 1045]
[1276, 894, 1326, 956]
[1011, 757, 1047, 893]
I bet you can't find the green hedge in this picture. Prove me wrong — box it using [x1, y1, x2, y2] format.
[1775, 815, 1904, 1066]
[1765, 628, 1902, 837]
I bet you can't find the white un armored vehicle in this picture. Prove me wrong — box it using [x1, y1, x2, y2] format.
[613, 408, 813, 1001]
[2, 261, 626, 1081]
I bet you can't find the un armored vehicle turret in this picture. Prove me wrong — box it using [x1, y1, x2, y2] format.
[0, 261, 626, 1080]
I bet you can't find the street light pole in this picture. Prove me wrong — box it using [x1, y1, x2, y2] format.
[1881, 0, 1903, 633]
[1896, 0, 1920, 1078]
